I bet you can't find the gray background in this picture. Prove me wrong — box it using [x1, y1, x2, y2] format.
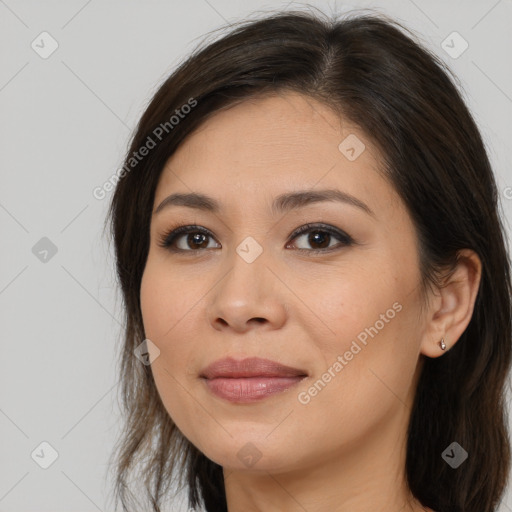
[1, 0, 511, 511]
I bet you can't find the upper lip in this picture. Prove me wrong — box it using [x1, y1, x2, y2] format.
[200, 357, 308, 379]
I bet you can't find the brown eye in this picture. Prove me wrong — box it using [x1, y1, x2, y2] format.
[287, 223, 354, 254]
[184, 232, 210, 250]
[158, 225, 219, 252]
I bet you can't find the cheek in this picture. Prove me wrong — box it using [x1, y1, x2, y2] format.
[293, 304, 418, 455]
[140, 259, 205, 342]
[300, 260, 420, 403]
[303, 261, 403, 353]
[140, 263, 203, 403]
[140, 261, 209, 393]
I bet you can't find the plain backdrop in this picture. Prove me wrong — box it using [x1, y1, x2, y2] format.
[1, 0, 511, 511]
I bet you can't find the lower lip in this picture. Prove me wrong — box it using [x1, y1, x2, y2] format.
[203, 376, 305, 403]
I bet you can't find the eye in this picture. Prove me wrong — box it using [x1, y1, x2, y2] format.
[286, 223, 354, 254]
[157, 223, 354, 255]
[158, 225, 219, 253]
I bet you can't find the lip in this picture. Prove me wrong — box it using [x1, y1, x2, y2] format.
[200, 357, 307, 379]
[200, 357, 308, 403]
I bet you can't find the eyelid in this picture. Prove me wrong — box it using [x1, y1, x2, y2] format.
[287, 222, 353, 244]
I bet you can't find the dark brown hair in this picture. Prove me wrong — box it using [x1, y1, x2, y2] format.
[105, 7, 512, 512]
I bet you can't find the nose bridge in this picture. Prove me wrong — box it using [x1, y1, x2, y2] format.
[221, 235, 268, 303]
[207, 235, 287, 331]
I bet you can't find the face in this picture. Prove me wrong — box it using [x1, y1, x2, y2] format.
[140, 91, 429, 473]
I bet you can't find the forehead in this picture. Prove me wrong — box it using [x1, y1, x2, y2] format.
[154, 91, 400, 217]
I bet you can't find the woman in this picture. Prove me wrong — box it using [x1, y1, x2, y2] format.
[106, 8, 511, 512]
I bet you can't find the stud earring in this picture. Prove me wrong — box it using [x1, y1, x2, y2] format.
[439, 338, 446, 351]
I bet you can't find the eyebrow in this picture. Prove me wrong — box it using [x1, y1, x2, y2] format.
[153, 189, 375, 217]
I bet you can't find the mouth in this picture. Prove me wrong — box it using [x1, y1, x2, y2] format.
[200, 357, 308, 403]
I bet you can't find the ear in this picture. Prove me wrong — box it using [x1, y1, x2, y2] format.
[420, 249, 482, 358]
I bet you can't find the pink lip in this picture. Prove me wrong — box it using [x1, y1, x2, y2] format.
[200, 357, 308, 403]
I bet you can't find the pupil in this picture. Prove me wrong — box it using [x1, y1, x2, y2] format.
[310, 231, 329, 249]
[189, 233, 208, 249]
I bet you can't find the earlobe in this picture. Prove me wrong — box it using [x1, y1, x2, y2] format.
[420, 249, 482, 358]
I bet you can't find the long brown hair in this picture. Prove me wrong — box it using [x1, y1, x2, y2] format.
[105, 8, 512, 512]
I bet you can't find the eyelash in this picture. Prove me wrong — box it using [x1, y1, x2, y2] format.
[157, 222, 354, 255]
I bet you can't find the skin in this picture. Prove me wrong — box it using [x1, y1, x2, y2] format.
[140, 91, 482, 512]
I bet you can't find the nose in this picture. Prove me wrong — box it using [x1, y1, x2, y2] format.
[206, 246, 288, 334]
